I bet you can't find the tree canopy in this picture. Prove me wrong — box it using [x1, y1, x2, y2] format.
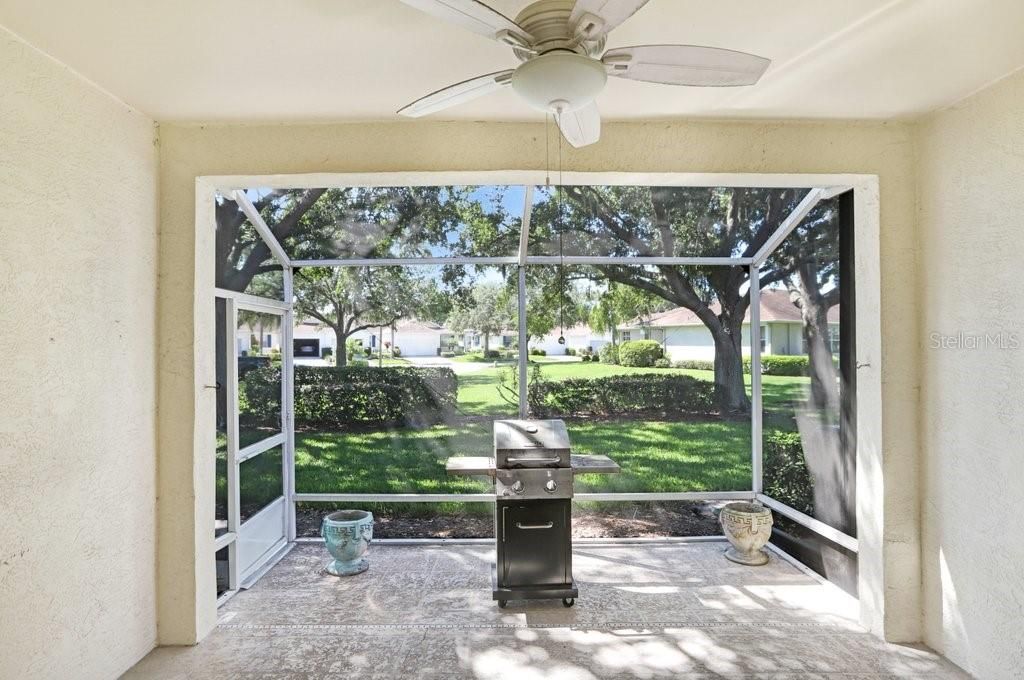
[293, 266, 427, 366]
[445, 283, 515, 354]
[215, 184, 840, 413]
[588, 282, 664, 343]
[527, 186, 835, 413]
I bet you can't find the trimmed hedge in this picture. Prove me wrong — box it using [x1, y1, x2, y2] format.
[672, 358, 715, 371]
[529, 373, 715, 418]
[748, 355, 809, 376]
[617, 340, 663, 367]
[763, 431, 814, 515]
[239, 365, 457, 430]
[672, 355, 812, 376]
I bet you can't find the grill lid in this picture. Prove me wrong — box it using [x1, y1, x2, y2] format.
[494, 419, 570, 452]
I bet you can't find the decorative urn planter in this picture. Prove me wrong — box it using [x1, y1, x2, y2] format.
[719, 501, 773, 566]
[321, 510, 373, 576]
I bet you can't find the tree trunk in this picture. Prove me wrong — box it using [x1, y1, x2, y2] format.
[793, 273, 840, 416]
[804, 311, 838, 414]
[711, 326, 751, 416]
[785, 264, 841, 416]
[333, 325, 348, 367]
[483, 332, 490, 355]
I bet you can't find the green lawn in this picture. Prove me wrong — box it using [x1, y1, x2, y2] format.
[452, 353, 579, 365]
[291, 363, 809, 496]
[451, 352, 515, 364]
[226, 361, 809, 515]
[293, 419, 752, 496]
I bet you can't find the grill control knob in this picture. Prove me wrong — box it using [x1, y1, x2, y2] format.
[544, 479, 558, 493]
[510, 480, 525, 494]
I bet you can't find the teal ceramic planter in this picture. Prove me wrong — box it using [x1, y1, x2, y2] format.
[321, 510, 373, 576]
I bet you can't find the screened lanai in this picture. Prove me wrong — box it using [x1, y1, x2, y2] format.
[211, 175, 858, 606]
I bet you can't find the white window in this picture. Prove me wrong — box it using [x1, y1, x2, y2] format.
[622, 331, 631, 342]
[760, 325, 767, 352]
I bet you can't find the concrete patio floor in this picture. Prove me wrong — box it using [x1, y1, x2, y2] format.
[125, 541, 967, 679]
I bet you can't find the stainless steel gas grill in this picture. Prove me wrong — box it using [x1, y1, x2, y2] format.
[446, 419, 619, 608]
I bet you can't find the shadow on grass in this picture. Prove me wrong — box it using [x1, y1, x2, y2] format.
[282, 365, 807, 501]
[293, 413, 753, 497]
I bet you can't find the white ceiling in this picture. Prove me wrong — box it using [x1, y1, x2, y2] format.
[1, 0, 1023, 123]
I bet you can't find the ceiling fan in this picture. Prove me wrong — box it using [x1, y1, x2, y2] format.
[396, 0, 771, 148]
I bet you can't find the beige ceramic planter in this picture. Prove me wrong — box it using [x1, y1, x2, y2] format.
[719, 501, 773, 565]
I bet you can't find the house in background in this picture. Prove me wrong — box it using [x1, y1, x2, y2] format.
[298, 319, 455, 358]
[619, 289, 838, 361]
[360, 319, 455, 357]
[235, 321, 281, 355]
[240, 318, 456, 359]
[531, 323, 611, 355]
[460, 328, 517, 352]
[292, 319, 336, 360]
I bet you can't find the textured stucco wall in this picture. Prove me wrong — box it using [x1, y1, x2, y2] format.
[0, 27, 159, 680]
[158, 117, 918, 643]
[917, 69, 1024, 679]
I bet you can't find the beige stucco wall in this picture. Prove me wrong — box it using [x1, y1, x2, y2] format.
[159, 117, 918, 643]
[917, 68, 1024, 679]
[0, 27, 159, 680]
[3, 14, 1021, 672]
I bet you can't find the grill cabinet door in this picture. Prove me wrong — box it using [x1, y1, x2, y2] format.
[500, 500, 570, 587]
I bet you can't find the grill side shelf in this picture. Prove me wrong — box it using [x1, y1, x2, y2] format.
[446, 456, 496, 477]
[570, 454, 621, 475]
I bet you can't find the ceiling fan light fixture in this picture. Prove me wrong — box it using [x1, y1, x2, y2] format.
[397, 0, 772, 148]
[511, 51, 607, 113]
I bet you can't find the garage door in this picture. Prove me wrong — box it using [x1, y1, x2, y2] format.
[294, 338, 320, 358]
[398, 333, 437, 357]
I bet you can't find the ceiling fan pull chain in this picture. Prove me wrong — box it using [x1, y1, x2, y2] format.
[557, 125, 566, 344]
[558, 111, 564, 190]
[545, 112, 551, 188]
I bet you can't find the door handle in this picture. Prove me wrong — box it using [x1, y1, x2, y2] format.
[507, 456, 561, 463]
[515, 521, 554, 530]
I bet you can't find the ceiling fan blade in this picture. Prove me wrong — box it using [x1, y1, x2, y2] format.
[556, 102, 601, 148]
[603, 45, 770, 86]
[399, 0, 533, 46]
[570, 0, 650, 40]
[397, 70, 514, 117]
